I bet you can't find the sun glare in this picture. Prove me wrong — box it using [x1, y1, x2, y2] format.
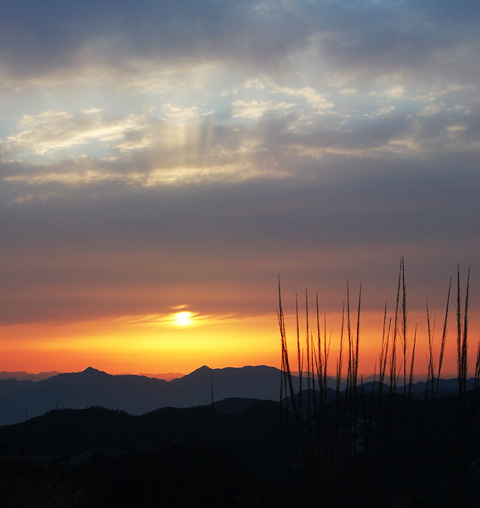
[173, 311, 193, 326]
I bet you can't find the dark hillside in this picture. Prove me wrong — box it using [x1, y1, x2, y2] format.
[0, 400, 289, 507]
[0, 440, 275, 508]
[0, 401, 289, 479]
[1, 389, 480, 506]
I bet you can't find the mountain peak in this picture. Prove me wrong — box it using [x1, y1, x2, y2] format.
[81, 367, 106, 375]
[189, 365, 212, 374]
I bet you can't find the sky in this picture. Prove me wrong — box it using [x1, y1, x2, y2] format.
[0, 0, 479, 377]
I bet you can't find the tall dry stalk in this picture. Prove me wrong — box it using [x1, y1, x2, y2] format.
[278, 261, 479, 508]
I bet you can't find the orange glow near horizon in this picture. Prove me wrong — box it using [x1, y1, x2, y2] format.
[0, 312, 281, 375]
[1, 306, 477, 379]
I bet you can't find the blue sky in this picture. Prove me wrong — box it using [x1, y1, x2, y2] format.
[0, 0, 479, 372]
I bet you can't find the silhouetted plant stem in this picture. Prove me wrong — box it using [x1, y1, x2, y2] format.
[436, 278, 451, 398]
[455, 266, 470, 506]
[210, 369, 216, 443]
[278, 261, 477, 508]
[474, 341, 480, 392]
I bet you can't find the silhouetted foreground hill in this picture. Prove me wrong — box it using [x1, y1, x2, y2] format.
[0, 401, 287, 507]
[0, 401, 284, 467]
[1, 388, 480, 507]
[0, 438, 273, 507]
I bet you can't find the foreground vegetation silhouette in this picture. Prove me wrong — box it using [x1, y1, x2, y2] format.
[278, 259, 480, 507]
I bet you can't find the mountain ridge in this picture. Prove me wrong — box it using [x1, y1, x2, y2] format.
[0, 365, 476, 426]
[0, 365, 291, 425]
[0, 371, 61, 382]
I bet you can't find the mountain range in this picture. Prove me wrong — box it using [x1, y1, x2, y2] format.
[0, 371, 61, 382]
[0, 365, 295, 425]
[0, 365, 476, 426]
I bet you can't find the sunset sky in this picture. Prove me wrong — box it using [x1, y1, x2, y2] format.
[1, 1, 479, 377]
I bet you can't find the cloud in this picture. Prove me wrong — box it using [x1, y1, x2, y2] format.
[0, 0, 479, 337]
[311, 1, 480, 82]
[0, 0, 477, 88]
[232, 99, 294, 119]
[0, 0, 309, 79]
[5, 110, 143, 156]
[2, 97, 479, 203]
[1, 150, 478, 325]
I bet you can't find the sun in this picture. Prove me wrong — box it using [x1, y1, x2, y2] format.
[173, 311, 193, 326]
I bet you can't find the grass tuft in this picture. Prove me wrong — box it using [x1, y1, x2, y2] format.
[278, 260, 480, 507]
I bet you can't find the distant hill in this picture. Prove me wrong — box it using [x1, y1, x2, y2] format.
[137, 372, 185, 381]
[0, 365, 297, 425]
[0, 371, 60, 382]
[0, 365, 476, 426]
[0, 370, 182, 382]
[361, 377, 478, 398]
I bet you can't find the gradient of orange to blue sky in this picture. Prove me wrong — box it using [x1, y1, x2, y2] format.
[0, 1, 479, 377]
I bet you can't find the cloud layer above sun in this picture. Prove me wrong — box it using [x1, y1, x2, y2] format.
[0, 0, 479, 369]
